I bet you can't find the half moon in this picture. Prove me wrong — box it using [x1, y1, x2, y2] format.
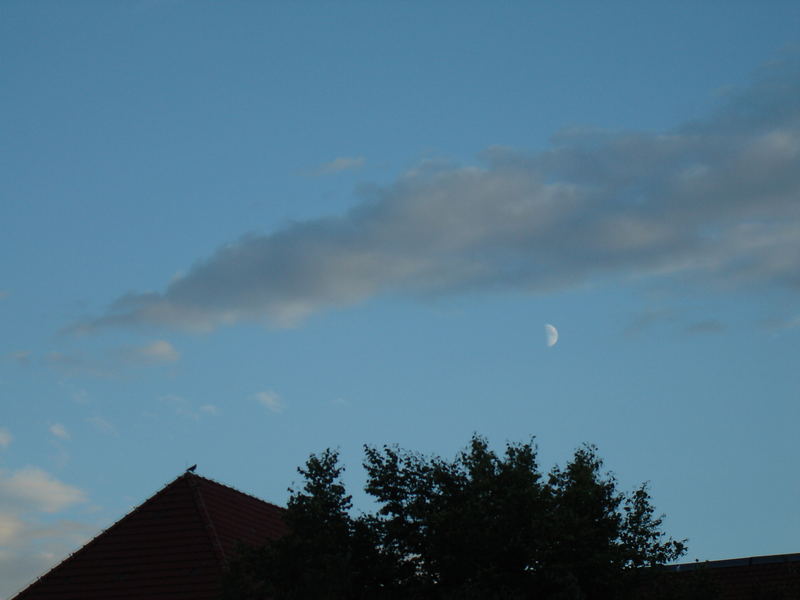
[544, 323, 559, 347]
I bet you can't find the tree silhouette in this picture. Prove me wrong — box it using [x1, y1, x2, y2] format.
[224, 435, 686, 599]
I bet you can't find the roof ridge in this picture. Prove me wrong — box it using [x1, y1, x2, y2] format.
[670, 552, 800, 571]
[190, 472, 287, 513]
[187, 473, 229, 565]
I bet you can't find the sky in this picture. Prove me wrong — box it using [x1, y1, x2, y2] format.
[2, 1, 800, 596]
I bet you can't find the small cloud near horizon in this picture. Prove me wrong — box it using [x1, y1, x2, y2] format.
[0, 467, 92, 600]
[0, 466, 87, 514]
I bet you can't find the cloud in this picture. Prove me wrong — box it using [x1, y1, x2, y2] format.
[7, 351, 31, 366]
[625, 308, 676, 337]
[86, 416, 116, 436]
[48, 424, 70, 441]
[0, 468, 86, 514]
[254, 390, 283, 413]
[0, 512, 24, 545]
[0, 290, 8, 300]
[43, 342, 179, 378]
[307, 156, 365, 176]
[125, 340, 180, 364]
[44, 352, 111, 378]
[0, 429, 11, 449]
[71, 389, 89, 405]
[685, 320, 726, 334]
[72, 59, 800, 334]
[160, 394, 218, 420]
[0, 468, 91, 600]
[763, 315, 800, 331]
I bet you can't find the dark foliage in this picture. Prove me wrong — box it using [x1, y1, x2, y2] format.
[223, 435, 686, 600]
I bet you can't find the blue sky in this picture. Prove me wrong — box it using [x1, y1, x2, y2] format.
[2, 1, 800, 596]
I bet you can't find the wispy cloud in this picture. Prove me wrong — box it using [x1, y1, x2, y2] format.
[48, 424, 70, 441]
[160, 394, 218, 420]
[624, 308, 676, 337]
[71, 389, 89, 405]
[86, 416, 116, 436]
[0, 290, 9, 300]
[763, 315, 800, 331]
[0, 467, 86, 514]
[0, 428, 11, 449]
[43, 341, 179, 379]
[685, 320, 726, 334]
[124, 340, 180, 364]
[8, 351, 32, 366]
[0, 468, 91, 600]
[306, 156, 365, 176]
[44, 352, 112, 378]
[72, 59, 800, 334]
[254, 390, 283, 414]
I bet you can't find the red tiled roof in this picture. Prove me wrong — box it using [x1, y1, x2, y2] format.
[11, 472, 288, 600]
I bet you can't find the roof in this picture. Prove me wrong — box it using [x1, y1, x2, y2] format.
[667, 552, 800, 600]
[11, 472, 288, 600]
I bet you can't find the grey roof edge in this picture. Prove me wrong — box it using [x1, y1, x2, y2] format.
[669, 552, 800, 572]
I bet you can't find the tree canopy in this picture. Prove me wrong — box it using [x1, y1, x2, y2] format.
[223, 435, 686, 600]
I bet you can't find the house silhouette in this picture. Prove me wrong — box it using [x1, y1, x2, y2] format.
[11, 471, 287, 600]
[10, 472, 800, 599]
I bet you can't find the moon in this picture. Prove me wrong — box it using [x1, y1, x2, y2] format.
[544, 323, 559, 347]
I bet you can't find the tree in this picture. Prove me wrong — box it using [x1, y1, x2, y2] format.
[224, 435, 686, 599]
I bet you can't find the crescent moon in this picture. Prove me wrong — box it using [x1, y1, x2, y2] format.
[545, 323, 559, 347]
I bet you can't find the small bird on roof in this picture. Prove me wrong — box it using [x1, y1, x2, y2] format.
[186, 464, 197, 473]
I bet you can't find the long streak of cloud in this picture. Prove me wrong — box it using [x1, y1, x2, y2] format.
[74, 60, 800, 334]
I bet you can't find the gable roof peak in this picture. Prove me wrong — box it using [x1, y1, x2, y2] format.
[12, 471, 288, 600]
